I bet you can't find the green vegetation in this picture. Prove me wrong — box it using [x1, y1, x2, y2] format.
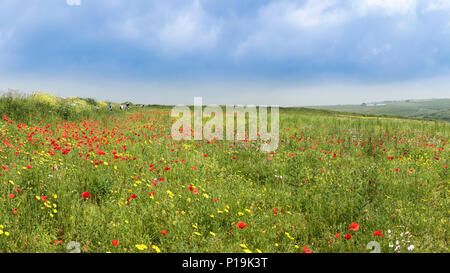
[309, 99, 450, 122]
[0, 92, 448, 253]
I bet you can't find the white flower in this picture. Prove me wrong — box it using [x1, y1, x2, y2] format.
[407, 245, 415, 251]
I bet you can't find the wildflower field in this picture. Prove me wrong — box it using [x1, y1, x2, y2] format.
[0, 95, 448, 253]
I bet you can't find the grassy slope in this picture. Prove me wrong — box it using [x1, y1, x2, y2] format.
[308, 99, 450, 122]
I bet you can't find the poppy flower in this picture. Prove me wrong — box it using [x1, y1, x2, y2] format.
[344, 233, 352, 240]
[236, 221, 247, 229]
[160, 230, 168, 235]
[8, 193, 15, 199]
[127, 194, 137, 200]
[348, 222, 359, 231]
[373, 230, 384, 236]
[112, 240, 118, 246]
[302, 246, 312, 253]
[81, 192, 92, 199]
[334, 233, 340, 238]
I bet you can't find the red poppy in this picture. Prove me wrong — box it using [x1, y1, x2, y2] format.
[8, 193, 15, 199]
[160, 230, 168, 235]
[112, 240, 118, 246]
[189, 185, 194, 191]
[127, 194, 137, 200]
[236, 221, 247, 229]
[344, 233, 352, 240]
[81, 192, 92, 199]
[334, 233, 340, 238]
[348, 222, 360, 231]
[302, 246, 312, 253]
[373, 230, 384, 236]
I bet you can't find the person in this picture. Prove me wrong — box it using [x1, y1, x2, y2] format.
[109, 104, 113, 111]
[120, 104, 124, 111]
[126, 103, 130, 109]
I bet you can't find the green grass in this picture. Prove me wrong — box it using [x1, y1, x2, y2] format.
[0, 94, 448, 253]
[309, 98, 450, 122]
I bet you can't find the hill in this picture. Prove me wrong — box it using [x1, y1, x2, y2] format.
[308, 99, 450, 122]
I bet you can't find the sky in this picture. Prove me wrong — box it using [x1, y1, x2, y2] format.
[0, 0, 450, 106]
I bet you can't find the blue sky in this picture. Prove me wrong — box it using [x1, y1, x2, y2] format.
[1, 0, 450, 105]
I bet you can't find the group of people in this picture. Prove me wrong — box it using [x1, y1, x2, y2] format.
[119, 103, 130, 111]
[109, 103, 145, 111]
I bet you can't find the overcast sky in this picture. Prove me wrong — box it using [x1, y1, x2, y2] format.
[1, 0, 450, 105]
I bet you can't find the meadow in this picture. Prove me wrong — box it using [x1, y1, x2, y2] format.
[0, 92, 448, 253]
[311, 98, 450, 122]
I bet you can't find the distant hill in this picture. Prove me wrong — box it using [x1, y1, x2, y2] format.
[308, 99, 450, 122]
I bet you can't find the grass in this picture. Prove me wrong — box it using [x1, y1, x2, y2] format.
[309, 98, 450, 122]
[0, 93, 448, 253]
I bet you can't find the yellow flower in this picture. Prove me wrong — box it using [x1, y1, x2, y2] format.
[152, 245, 161, 253]
[210, 232, 216, 237]
[4, 232, 9, 236]
[194, 232, 202, 236]
[135, 244, 147, 251]
[243, 249, 252, 253]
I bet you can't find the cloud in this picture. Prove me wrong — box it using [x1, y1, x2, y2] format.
[359, 0, 417, 15]
[424, 0, 450, 12]
[66, 0, 81, 6]
[1, 0, 450, 84]
[260, 0, 348, 29]
[108, 0, 221, 54]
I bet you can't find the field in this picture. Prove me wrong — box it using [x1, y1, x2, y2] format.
[0, 93, 448, 253]
[310, 99, 450, 122]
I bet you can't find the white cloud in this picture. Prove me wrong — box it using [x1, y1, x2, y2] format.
[66, 0, 81, 6]
[109, 0, 221, 54]
[425, 0, 450, 11]
[259, 0, 348, 29]
[157, 0, 221, 52]
[358, 0, 417, 15]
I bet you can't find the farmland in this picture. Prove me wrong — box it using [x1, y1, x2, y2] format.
[0, 93, 448, 253]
